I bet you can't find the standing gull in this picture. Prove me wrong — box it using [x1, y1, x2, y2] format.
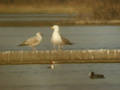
[19, 32, 42, 50]
[51, 25, 72, 50]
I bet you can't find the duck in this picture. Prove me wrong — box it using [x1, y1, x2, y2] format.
[89, 72, 105, 79]
[48, 61, 55, 70]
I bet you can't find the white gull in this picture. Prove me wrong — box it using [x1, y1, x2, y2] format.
[51, 25, 72, 50]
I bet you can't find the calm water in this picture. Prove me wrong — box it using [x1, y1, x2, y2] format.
[0, 64, 120, 90]
[0, 26, 120, 51]
[0, 26, 120, 90]
[0, 14, 75, 21]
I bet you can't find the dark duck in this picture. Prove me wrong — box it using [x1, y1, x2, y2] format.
[89, 72, 105, 79]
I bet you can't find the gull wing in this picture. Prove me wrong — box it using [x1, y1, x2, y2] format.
[61, 36, 72, 45]
[19, 36, 40, 46]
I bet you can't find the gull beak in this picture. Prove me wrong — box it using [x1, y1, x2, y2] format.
[51, 26, 54, 30]
[38, 32, 43, 36]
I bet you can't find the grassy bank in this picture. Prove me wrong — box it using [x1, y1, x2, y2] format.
[0, 50, 120, 65]
[0, 6, 78, 14]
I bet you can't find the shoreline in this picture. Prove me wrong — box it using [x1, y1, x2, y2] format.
[0, 20, 120, 27]
[0, 50, 120, 65]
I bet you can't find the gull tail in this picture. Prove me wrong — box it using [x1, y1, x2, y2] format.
[68, 42, 73, 45]
[62, 36, 73, 45]
[18, 43, 26, 46]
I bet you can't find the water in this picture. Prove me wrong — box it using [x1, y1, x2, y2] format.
[0, 24, 120, 89]
[0, 64, 120, 90]
[0, 14, 76, 21]
[0, 26, 120, 51]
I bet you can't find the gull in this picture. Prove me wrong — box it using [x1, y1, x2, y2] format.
[51, 25, 72, 50]
[18, 32, 42, 50]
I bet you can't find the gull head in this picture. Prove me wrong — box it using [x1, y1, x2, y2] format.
[36, 32, 43, 37]
[51, 25, 59, 31]
[88, 72, 94, 77]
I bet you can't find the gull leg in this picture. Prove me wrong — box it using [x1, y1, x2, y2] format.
[53, 45, 57, 51]
[61, 45, 63, 50]
[58, 45, 62, 51]
[32, 47, 37, 51]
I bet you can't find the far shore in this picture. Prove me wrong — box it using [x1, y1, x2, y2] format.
[0, 5, 120, 26]
[0, 20, 120, 27]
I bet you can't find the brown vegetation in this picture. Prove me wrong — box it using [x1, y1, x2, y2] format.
[0, 0, 120, 20]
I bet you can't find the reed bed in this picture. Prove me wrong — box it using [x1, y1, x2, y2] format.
[0, 49, 120, 65]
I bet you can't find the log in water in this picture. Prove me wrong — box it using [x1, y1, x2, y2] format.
[0, 49, 120, 65]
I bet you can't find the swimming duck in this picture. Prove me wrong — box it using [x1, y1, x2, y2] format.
[89, 72, 105, 79]
[48, 61, 55, 70]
